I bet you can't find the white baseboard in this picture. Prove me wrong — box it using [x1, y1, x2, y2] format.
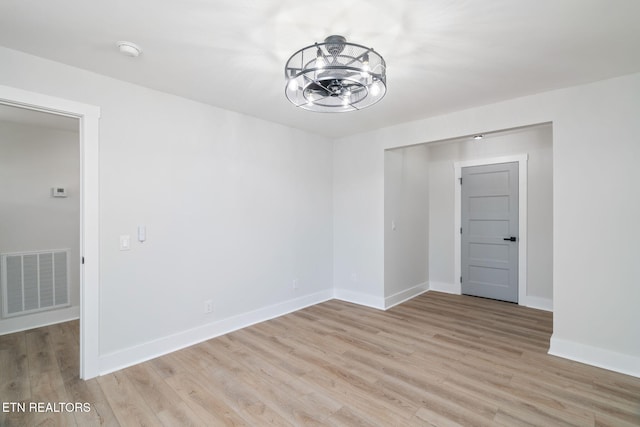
[427, 282, 553, 313]
[549, 336, 640, 378]
[428, 281, 460, 295]
[384, 282, 429, 309]
[0, 305, 79, 335]
[333, 288, 385, 310]
[98, 290, 333, 376]
[522, 296, 553, 312]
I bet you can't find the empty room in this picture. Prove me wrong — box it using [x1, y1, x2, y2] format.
[1, 0, 639, 425]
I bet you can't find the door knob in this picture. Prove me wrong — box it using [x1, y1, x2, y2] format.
[503, 237, 517, 242]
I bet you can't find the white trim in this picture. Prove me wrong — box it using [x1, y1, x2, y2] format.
[549, 336, 640, 378]
[428, 281, 459, 295]
[333, 288, 385, 310]
[454, 155, 530, 306]
[0, 85, 100, 379]
[521, 296, 553, 312]
[98, 290, 333, 376]
[384, 282, 429, 309]
[0, 306, 79, 335]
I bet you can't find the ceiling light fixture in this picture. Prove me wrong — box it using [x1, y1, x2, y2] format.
[473, 134, 484, 140]
[117, 41, 142, 57]
[285, 35, 386, 112]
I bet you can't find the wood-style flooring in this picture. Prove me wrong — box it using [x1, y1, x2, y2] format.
[1, 292, 639, 426]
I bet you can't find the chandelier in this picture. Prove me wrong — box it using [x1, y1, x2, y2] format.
[284, 35, 387, 112]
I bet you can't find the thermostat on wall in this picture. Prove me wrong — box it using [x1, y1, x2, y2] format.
[51, 187, 67, 198]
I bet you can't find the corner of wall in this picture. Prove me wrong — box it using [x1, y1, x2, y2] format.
[384, 282, 429, 309]
[521, 296, 553, 312]
[428, 281, 460, 295]
[333, 288, 386, 310]
[549, 335, 640, 378]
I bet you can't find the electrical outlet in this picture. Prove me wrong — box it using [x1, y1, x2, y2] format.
[292, 279, 299, 290]
[204, 300, 213, 314]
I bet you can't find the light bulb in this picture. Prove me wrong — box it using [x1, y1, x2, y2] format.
[342, 92, 351, 106]
[288, 79, 298, 91]
[360, 53, 370, 77]
[316, 47, 325, 69]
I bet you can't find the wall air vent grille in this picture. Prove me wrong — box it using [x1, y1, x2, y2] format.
[1, 250, 70, 318]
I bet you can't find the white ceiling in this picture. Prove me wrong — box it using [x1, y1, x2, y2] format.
[1, 0, 639, 138]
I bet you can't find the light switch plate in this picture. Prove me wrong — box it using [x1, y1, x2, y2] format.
[119, 235, 130, 251]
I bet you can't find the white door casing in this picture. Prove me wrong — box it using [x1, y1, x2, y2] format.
[454, 154, 528, 305]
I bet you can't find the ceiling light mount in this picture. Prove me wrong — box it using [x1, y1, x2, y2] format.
[285, 35, 386, 112]
[117, 41, 142, 57]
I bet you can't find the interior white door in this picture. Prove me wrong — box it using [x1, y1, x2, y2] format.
[461, 162, 519, 302]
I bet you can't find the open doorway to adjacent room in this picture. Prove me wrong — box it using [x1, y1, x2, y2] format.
[0, 105, 82, 388]
[0, 104, 81, 332]
[0, 86, 100, 379]
[384, 123, 553, 312]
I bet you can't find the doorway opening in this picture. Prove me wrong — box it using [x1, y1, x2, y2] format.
[0, 105, 80, 323]
[383, 123, 553, 313]
[0, 85, 100, 379]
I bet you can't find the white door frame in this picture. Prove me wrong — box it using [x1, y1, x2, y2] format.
[0, 85, 100, 379]
[454, 154, 528, 305]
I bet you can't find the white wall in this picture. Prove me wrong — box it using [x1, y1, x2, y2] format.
[333, 132, 386, 307]
[0, 120, 80, 332]
[0, 46, 334, 374]
[384, 145, 429, 307]
[334, 73, 640, 377]
[427, 124, 553, 304]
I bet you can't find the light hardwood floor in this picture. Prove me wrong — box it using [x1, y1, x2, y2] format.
[1, 292, 639, 426]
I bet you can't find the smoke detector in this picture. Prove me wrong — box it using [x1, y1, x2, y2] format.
[117, 41, 142, 57]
